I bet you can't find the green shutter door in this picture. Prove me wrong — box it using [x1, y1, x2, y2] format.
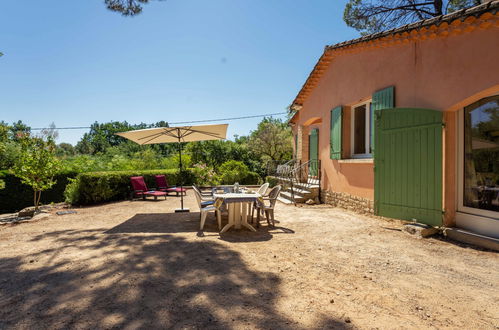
[374, 108, 443, 226]
[309, 129, 319, 176]
[372, 86, 394, 153]
[330, 106, 342, 160]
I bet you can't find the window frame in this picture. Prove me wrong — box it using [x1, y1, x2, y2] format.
[350, 100, 373, 159]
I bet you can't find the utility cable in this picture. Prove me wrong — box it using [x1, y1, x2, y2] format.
[30, 111, 288, 130]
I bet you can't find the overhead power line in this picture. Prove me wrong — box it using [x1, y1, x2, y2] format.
[30, 111, 288, 131]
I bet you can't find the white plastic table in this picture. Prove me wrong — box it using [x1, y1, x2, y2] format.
[214, 193, 260, 233]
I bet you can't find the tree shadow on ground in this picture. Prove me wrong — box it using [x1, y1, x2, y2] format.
[219, 225, 295, 243]
[0, 228, 347, 329]
[105, 212, 204, 234]
[105, 212, 296, 244]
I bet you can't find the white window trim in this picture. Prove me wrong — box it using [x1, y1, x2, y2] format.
[456, 107, 499, 220]
[350, 100, 372, 158]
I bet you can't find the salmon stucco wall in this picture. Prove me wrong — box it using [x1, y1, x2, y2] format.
[293, 27, 499, 204]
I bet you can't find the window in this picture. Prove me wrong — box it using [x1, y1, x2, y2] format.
[351, 100, 372, 157]
[463, 95, 499, 213]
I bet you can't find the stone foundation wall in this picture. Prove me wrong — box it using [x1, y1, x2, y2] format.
[321, 190, 374, 215]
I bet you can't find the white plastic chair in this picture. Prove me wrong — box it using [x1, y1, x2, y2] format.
[193, 188, 221, 230]
[256, 182, 269, 196]
[255, 185, 282, 227]
[251, 183, 270, 220]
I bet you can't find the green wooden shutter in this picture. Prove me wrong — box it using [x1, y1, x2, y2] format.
[372, 86, 394, 153]
[309, 129, 319, 176]
[374, 108, 443, 226]
[330, 106, 342, 160]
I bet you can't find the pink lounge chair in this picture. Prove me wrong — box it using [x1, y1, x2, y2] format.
[130, 176, 167, 200]
[155, 175, 187, 196]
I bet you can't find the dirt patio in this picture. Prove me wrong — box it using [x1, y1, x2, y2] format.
[0, 192, 498, 329]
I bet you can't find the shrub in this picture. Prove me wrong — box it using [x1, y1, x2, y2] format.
[218, 160, 249, 185]
[191, 163, 219, 186]
[265, 176, 279, 188]
[64, 169, 195, 205]
[241, 171, 263, 185]
[0, 170, 78, 213]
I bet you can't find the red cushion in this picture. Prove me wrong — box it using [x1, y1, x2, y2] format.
[131, 176, 148, 192]
[145, 191, 167, 196]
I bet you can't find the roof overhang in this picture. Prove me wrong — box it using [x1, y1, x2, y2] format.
[290, 1, 499, 110]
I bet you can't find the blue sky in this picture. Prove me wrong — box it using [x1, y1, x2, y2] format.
[0, 0, 359, 144]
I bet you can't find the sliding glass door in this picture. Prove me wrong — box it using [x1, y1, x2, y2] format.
[460, 95, 499, 217]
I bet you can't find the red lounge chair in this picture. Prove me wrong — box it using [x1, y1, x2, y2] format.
[130, 176, 167, 200]
[155, 175, 186, 196]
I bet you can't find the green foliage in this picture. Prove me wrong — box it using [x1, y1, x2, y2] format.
[56, 143, 75, 157]
[186, 138, 265, 177]
[191, 163, 220, 186]
[265, 176, 279, 188]
[59, 150, 187, 173]
[10, 120, 31, 140]
[241, 171, 263, 185]
[0, 120, 30, 170]
[12, 135, 61, 210]
[75, 120, 175, 156]
[63, 178, 80, 206]
[218, 160, 250, 185]
[0, 141, 21, 169]
[0, 170, 77, 213]
[64, 169, 195, 205]
[343, 0, 481, 35]
[75, 121, 142, 154]
[105, 0, 162, 16]
[248, 117, 293, 162]
[447, 0, 482, 12]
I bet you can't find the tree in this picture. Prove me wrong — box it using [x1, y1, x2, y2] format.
[56, 143, 76, 157]
[10, 120, 31, 141]
[344, 0, 481, 35]
[0, 124, 6, 188]
[105, 0, 164, 16]
[248, 117, 293, 163]
[0, 122, 21, 170]
[12, 134, 61, 212]
[75, 121, 142, 154]
[74, 120, 174, 156]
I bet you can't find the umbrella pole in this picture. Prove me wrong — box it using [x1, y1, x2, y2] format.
[175, 132, 189, 213]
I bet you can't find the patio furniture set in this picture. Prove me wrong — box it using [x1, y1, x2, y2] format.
[129, 176, 281, 232]
[130, 175, 186, 200]
[193, 183, 282, 233]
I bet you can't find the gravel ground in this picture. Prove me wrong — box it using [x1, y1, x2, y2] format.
[0, 192, 498, 329]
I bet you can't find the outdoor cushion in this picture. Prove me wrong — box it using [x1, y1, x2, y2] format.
[201, 200, 215, 207]
[130, 176, 167, 200]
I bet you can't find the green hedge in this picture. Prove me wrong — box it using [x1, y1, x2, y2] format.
[0, 170, 78, 213]
[65, 169, 196, 205]
[0, 167, 264, 212]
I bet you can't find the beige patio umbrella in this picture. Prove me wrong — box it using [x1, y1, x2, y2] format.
[116, 124, 228, 212]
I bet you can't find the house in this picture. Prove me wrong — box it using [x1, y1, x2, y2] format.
[289, 2, 499, 238]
